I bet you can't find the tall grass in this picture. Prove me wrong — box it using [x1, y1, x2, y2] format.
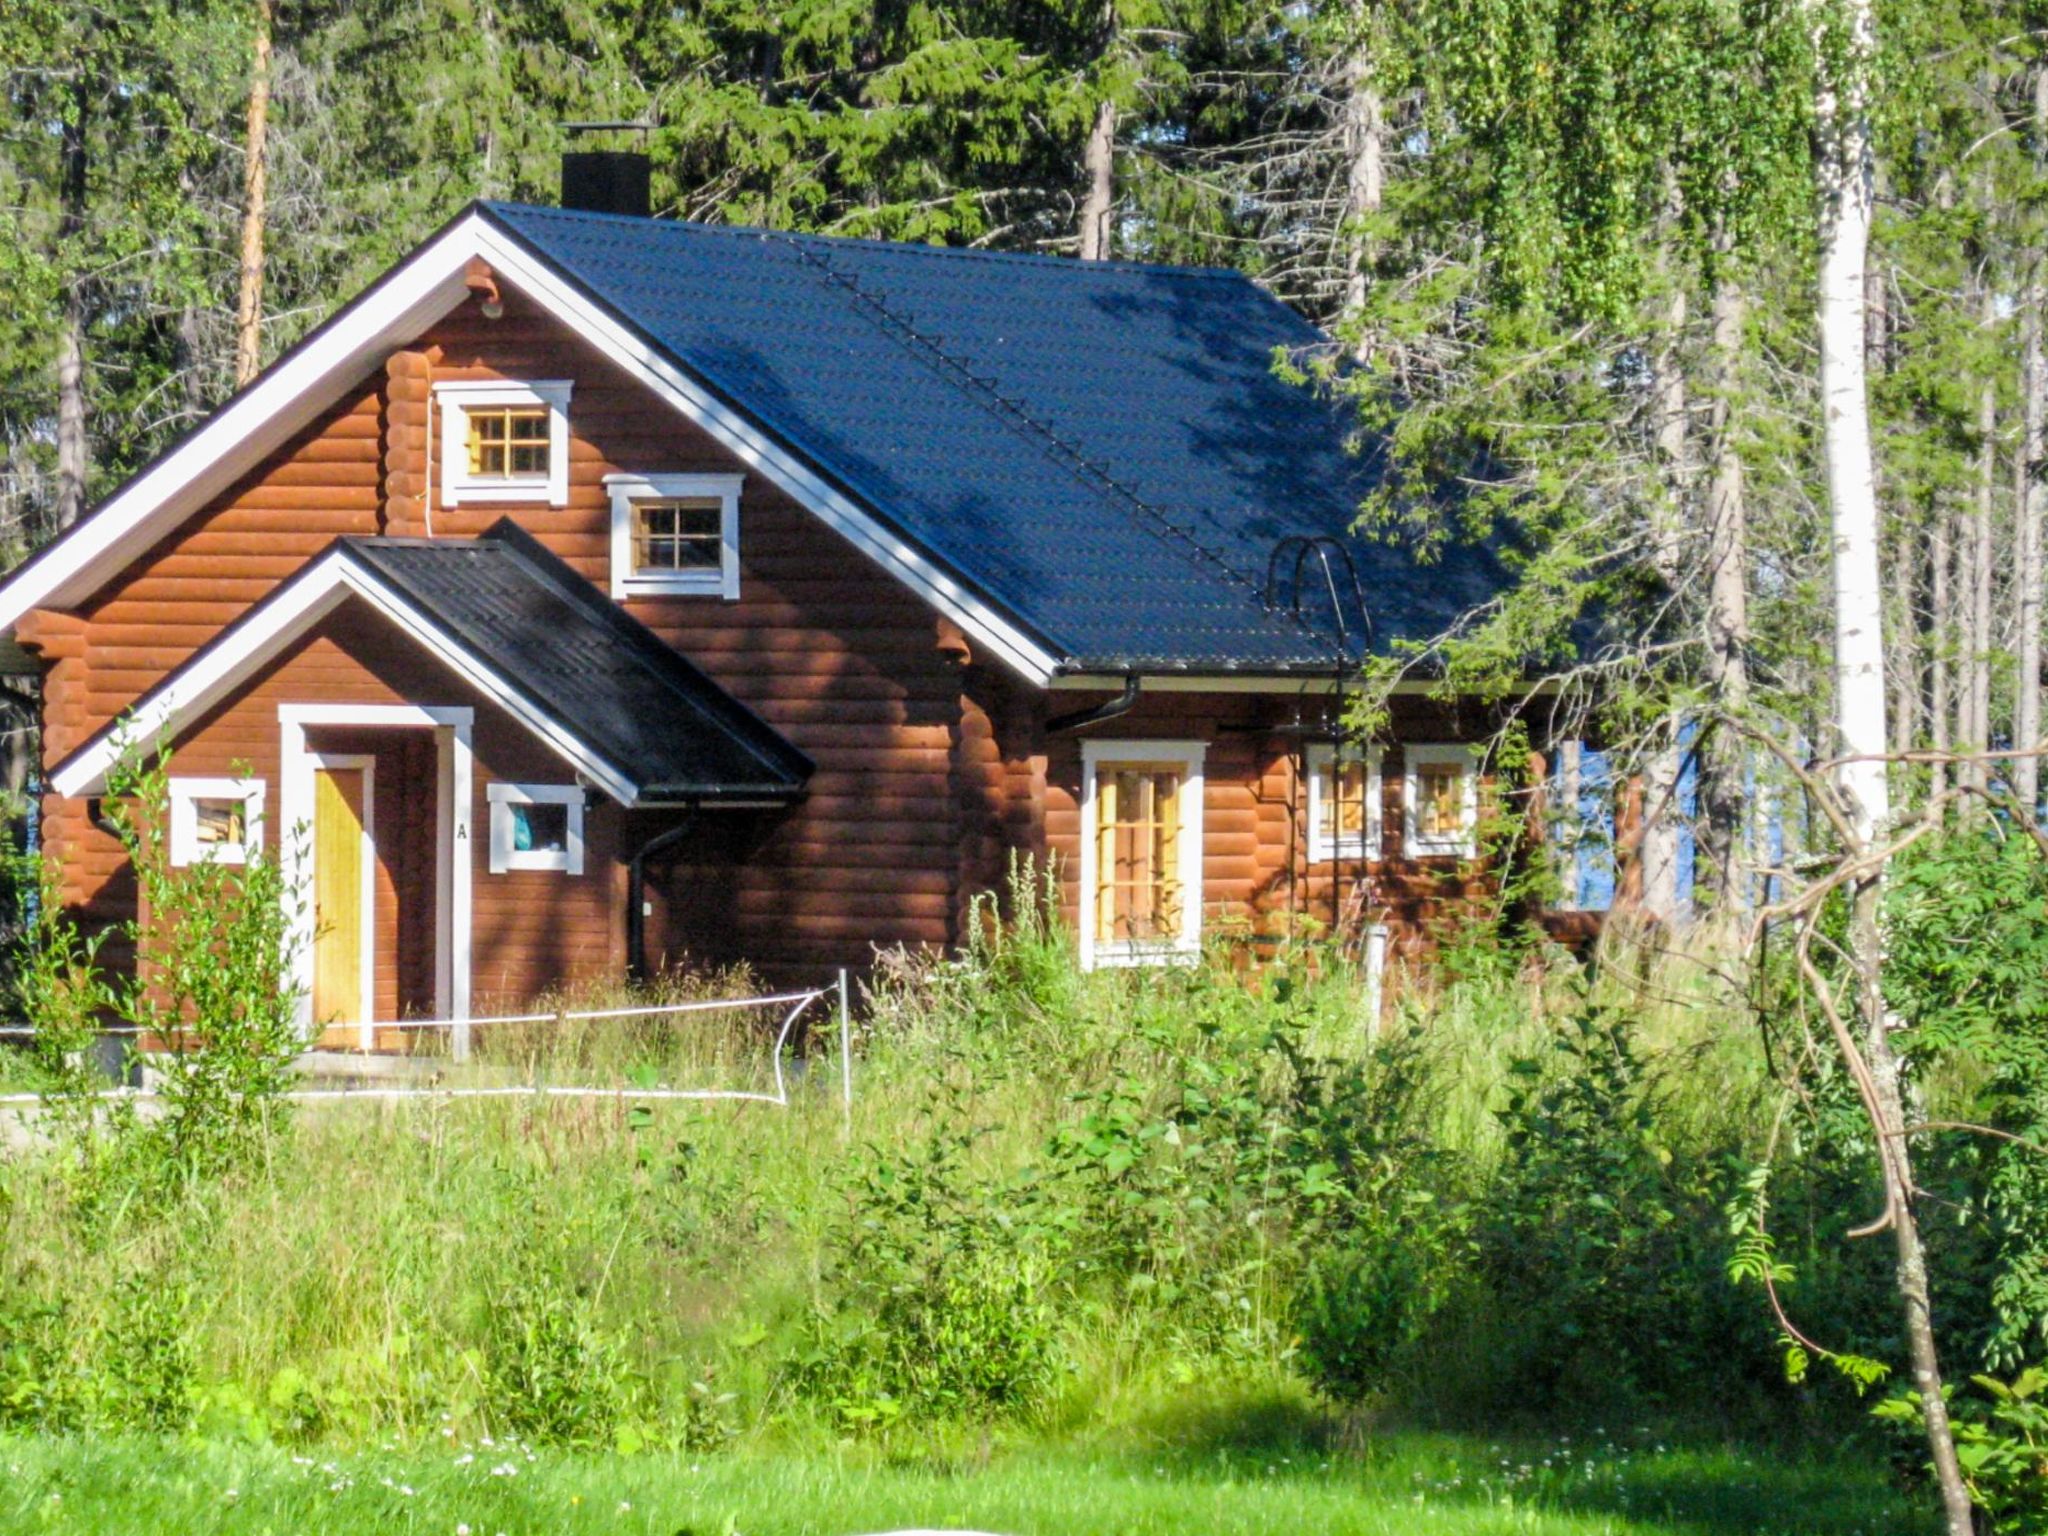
[0, 870, 1846, 1462]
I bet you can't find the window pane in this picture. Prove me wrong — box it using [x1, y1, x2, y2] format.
[1095, 764, 1182, 943]
[511, 801, 569, 854]
[1320, 757, 1369, 845]
[194, 798, 245, 847]
[632, 499, 723, 573]
[467, 407, 549, 479]
[1417, 762, 1465, 840]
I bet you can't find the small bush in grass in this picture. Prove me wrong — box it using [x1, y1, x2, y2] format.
[799, 1104, 1060, 1432]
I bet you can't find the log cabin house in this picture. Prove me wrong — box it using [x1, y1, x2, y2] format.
[0, 191, 1528, 1042]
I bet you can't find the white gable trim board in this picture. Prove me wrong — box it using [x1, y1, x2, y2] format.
[0, 211, 1065, 687]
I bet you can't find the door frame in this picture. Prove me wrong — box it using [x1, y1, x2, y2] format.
[307, 752, 375, 1043]
[279, 704, 475, 1054]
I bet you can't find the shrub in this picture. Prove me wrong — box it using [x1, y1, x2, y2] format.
[800, 1105, 1060, 1432]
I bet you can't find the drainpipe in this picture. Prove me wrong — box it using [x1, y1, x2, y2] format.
[626, 811, 697, 982]
[1046, 673, 1139, 734]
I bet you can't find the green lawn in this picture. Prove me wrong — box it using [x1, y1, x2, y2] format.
[0, 1433, 1924, 1535]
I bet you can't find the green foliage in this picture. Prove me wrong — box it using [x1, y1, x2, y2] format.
[1878, 1367, 2048, 1534]
[482, 1244, 633, 1449]
[1888, 828, 2048, 1368]
[12, 748, 305, 1199]
[800, 1102, 1060, 1431]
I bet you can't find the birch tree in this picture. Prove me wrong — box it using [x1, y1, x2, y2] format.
[1810, 0, 1969, 1527]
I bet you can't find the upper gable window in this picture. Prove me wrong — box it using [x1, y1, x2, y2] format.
[435, 380, 571, 507]
[606, 472, 743, 600]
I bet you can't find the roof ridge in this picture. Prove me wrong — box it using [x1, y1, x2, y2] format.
[481, 201, 1247, 283]
[773, 235, 1311, 635]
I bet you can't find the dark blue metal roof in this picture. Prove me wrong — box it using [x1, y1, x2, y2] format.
[482, 202, 1505, 673]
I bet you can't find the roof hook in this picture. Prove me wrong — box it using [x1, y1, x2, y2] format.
[1263, 535, 1370, 663]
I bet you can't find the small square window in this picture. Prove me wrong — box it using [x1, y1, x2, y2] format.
[1402, 744, 1479, 858]
[467, 407, 551, 479]
[168, 777, 265, 867]
[436, 380, 571, 507]
[487, 783, 585, 875]
[510, 800, 568, 855]
[633, 500, 724, 573]
[607, 473, 743, 599]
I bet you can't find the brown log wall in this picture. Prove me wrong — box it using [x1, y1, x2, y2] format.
[25, 276, 1509, 1004]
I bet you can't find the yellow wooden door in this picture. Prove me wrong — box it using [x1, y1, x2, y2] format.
[312, 766, 366, 1027]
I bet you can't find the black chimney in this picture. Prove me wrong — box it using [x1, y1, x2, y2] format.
[560, 149, 651, 218]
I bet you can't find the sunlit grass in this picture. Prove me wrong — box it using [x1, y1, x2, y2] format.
[0, 1432, 1923, 1536]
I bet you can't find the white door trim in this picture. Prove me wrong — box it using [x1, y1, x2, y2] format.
[279, 704, 474, 1056]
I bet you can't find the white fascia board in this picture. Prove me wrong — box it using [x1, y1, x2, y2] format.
[467, 222, 1065, 685]
[49, 551, 640, 805]
[0, 216, 490, 633]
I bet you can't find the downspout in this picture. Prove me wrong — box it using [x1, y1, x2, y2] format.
[626, 810, 697, 982]
[1046, 673, 1139, 734]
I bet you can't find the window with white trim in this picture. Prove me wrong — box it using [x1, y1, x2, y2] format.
[435, 380, 572, 507]
[1306, 742, 1380, 862]
[1402, 743, 1480, 858]
[1079, 739, 1205, 967]
[487, 783, 586, 874]
[168, 777, 264, 866]
[606, 472, 743, 599]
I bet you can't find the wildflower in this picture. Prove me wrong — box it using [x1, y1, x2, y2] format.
[457, 1526, 471, 1536]
[618, 1500, 632, 1513]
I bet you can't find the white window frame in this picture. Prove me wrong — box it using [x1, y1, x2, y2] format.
[487, 783, 586, 875]
[605, 471, 744, 600]
[1402, 743, 1481, 859]
[435, 379, 572, 507]
[1078, 739, 1206, 970]
[167, 776, 265, 867]
[1306, 742, 1381, 863]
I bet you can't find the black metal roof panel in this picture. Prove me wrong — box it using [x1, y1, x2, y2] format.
[342, 522, 811, 800]
[480, 202, 1509, 673]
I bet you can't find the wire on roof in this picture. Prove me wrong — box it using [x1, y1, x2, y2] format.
[771, 236, 1343, 655]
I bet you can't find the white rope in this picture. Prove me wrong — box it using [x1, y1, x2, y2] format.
[0, 989, 829, 1040]
[0, 988, 832, 1109]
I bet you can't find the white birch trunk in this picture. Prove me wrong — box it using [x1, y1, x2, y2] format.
[2017, 68, 2047, 814]
[1814, 22, 1888, 842]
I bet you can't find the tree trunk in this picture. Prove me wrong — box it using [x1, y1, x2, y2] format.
[1965, 285, 1997, 803]
[1700, 270, 1750, 913]
[1338, 40, 1383, 346]
[1643, 274, 1690, 922]
[1077, 0, 1119, 262]
[1815, 26, 1889, 841]
[1078, 97, 1117, 260]
[233, 0, 273, 388]
[1931, 506, 1952, 807]
[1812, 1, 1968, 1527]
[2017, 67, 2047, 814]
[54, 77, 89, 534]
